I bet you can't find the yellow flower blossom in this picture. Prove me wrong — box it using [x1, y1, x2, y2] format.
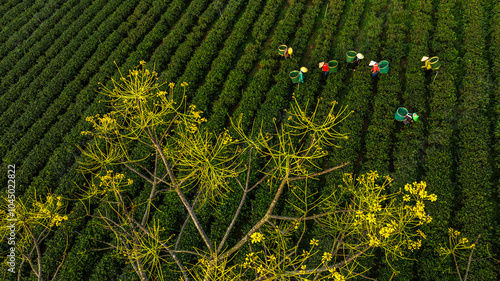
[408, 239, 422, 251]
[310, 238, 319, 247]
[250, 232, 264, 243]
[321, 252, 332, 263]
[300, 264, 306, 274]
[267, 254, 276, 262]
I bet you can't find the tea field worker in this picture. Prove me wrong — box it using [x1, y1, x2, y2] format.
[298, 70, 305, 83]
[421, 56, 432, 72]
[401, 113, 419, 131]
[352, 53, 364, 71]
[321, 62, 329, 79]
[284, 47, 289, 60]
[370, 61, 379, 79]
[299, 67, 308, 82]
[288, 46, 293, 59]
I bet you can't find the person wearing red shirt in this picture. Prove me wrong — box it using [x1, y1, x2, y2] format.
[322, 63, 329, 79]
[371, 62, 379, 79]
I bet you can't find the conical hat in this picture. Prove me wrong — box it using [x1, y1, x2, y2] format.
[319, 62, 325, 68]
[369, 61, 377, 66]
[357, 53, 364, 59]
[300, 67, 308, 73]
[421, 56, 429, 61]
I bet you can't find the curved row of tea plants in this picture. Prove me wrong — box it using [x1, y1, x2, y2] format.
[254, 0, 323, 131]
[0, 0, 142, 180]
[0, 0, 43, 47]
[0, 0, 110, 116]
[191, 0, 266, 112]
[0, 0, 67, 59]
[490, 1, 500, 255]
[165, 0, 248, 96]
[0, 0, 82, 76]
[149, 0, 214, 71]
[205, 0, 288, 133]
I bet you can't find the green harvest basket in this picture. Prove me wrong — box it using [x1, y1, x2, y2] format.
[379, 60, 389, 73]
[395, 107, 408, 121]
[328, 60, 338, 73]
[289, 70, 300, 83]
[430, 56, 440, 70]
[346, 51, 357, 63]
[278, 45, 287, 56]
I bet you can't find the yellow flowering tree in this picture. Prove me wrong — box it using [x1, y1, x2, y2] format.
[77, 62, 438, 280]
[0, 192, 69, 280]
[437, 228, 480, 281]
[239, 173, 437, 280]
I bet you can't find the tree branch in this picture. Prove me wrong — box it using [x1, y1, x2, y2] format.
[153, 139, 214, 253]
[453, 253, 463, 281]
[249, 167, 278, 192]
[175, 192, 201, 250]
[51, 229, 69, 281]
[218, 189, 248, 253]
[26, 225, 43, 281]
[131, 218, 190, 281]
[269, 210, 355, 221]
[288, 162, 349, 181]
[220, 172, 290, 260]
[122, 162, 154, 184]
[285, 245, 371, 275]
[463, 235, 481, 281]
[218, 148, 254, 253]
[141, 152, 159, 226]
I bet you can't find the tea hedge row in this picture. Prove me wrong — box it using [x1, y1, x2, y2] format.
[454, 0, 495, 279]
[416, 0, 461, 279]
[0, 0, 68, 60]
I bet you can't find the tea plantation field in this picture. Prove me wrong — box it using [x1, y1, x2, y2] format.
[0, 0, 498, 279]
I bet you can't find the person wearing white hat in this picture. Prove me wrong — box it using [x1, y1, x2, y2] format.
[352, 53, 364, 71]
[421, 56, 431, 71]
[299, 67, 307, 83]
